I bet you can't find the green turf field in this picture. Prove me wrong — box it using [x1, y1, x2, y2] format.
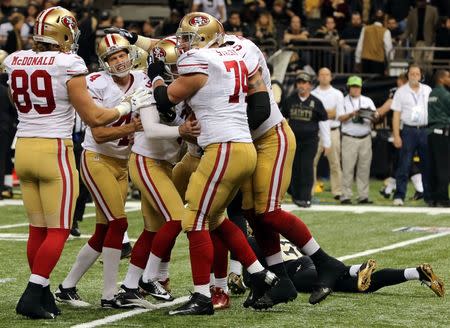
[0, 181, 449, 327]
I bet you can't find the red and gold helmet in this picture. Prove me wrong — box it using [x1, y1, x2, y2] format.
[131, 45, 149, 71]
[176, 12, 224, 51]
[33, 6, 80, 53]
[97, 33, 135, 77]
[150, 36, 179, 81]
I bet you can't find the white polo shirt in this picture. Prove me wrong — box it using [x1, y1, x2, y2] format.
[391, 82, 432, 126]
[312, 85, 344, 129]
[339, 95, 376, 137]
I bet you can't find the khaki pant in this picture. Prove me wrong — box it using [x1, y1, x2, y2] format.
[341, 134, 372, 200]
[129, 153, 184, 232]
[16, 138, 79, 229]
[313, 129, 342, 196]
[184, 142, 256, 232]
[413, 41, 434, 65]
[80, 150, 128, 224]
[172, 152, 201, 202]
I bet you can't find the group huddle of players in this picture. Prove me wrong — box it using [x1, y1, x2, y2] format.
[2, 6, 444, 320]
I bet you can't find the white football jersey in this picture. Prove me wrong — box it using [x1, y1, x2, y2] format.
[223, 35, 284, 140]
[177, 46, 255, 148]
[82, 70, 150, 159]
[4, 50, 88, 138]
[132, 110, 183, 165]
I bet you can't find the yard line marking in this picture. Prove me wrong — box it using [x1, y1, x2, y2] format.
[337, 231, 450, 262]
[282, 203, 450, 215]
[0, 278, 16, 284]
[70, 296, 189, 328]
[0, 207, 142, 230]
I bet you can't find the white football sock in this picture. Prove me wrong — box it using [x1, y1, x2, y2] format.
[246, 261, 264, 274]
[410, 174, 423, 193]
[142, 252, 161, 282]
[404, 268, 420, 280]
[194, 283, 211, 297]
[123, 263, 144, 289]
[4, 174, 12, 187]
[266, 251, 284, 266]
[210, 273, 215, 286]
[62, 243, 100, 289]
[349, 264, 362, 277]
[301, 238, 320, 256]
[122, 231, 130, 244]
[159, 261, 169, 281]
[29, 274, 48, 286]
[229, 260, 242, 275]
[214, 277, 228, 293]
[102, 247, 121, 300]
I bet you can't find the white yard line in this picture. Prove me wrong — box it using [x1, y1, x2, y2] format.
[337, 231, 450, 261]
[282, 203, 450, 215]
[0, 278, 16, 284]
[70, 296, 190, 328]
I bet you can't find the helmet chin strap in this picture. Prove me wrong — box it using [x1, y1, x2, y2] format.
[111, 70, 130, 78]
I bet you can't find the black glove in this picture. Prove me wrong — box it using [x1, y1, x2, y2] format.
[158, 107, 176, 122]
[147, 60, 166, 82]
[104, 27, 138, 45]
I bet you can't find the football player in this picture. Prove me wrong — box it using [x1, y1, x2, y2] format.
[117, 36, 202, 308]
[55, 34, 151, 309]
[4, 7, 152, 319]
[246, 237, 445, 298]
[148, 12, 279, 315]
[221, 33, 349, 307]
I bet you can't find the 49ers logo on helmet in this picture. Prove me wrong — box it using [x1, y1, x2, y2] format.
[61, 16, 77, 29]
[153, 47, 166, 60]
[189, 15, 210, 26]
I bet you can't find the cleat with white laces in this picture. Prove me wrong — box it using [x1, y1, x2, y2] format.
[357, 259, 377, 292]
[54, 284, 90, 307]
[417, 264, 445, 297]
[139, 278, 174, 301]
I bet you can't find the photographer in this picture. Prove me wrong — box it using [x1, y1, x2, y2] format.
[0, 10, 30, 52]
[338, 76, 377, 204]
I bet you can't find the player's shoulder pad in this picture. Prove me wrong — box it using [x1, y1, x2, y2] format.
[86, 71, 109, 90]
[56, 52, 88, 76]
[177, 48, 209, 75]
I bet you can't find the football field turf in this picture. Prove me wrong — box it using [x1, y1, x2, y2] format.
[0, 198, 449, 327]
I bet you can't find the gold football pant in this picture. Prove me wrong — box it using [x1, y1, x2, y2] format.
[172, 152, 201, 202]
[183, 142, 257, 232]
[80, 150, 128, 224]
[15, 138, 78, 229]
[241, 120, 296, 214]
[129, 153, 184, 232]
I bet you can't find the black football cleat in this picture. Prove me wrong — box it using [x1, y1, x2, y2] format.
[411, 191, 424, 201]
[16, 282, 55, 319]
[55, 284, 90, 307]
[101, 298, 121, 308]
[139, 277, 174, 301]
[252, 277, 297, 310]
[311, 256, 348, 304]
[309, 287, 332, 305]
[121, 242, 133, 260]
[243, 269, 279, 308]
[42, 285, 61, 316]
[115, 285, 155, 309]
[168, 292, 214, 316]
[70, 220, 81, 237]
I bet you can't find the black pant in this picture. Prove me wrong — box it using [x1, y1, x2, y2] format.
[428, 132, 450, 202]
[73, 138, 91, 222]
[290, 134, 318, 202]
[0, 127, 15, 191]
[361, 59, 385, 75]
[227, 191, 246, 262]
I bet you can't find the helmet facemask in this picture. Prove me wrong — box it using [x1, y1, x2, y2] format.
[101, 49, 135, 77]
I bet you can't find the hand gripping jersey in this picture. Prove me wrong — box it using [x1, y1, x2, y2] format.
[223, 34, 284, 140]
[4, 50, 88, 138]
[82, 70, 149, 159]
[175, 102, 203, 158]
[176, 46, 255, 148]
